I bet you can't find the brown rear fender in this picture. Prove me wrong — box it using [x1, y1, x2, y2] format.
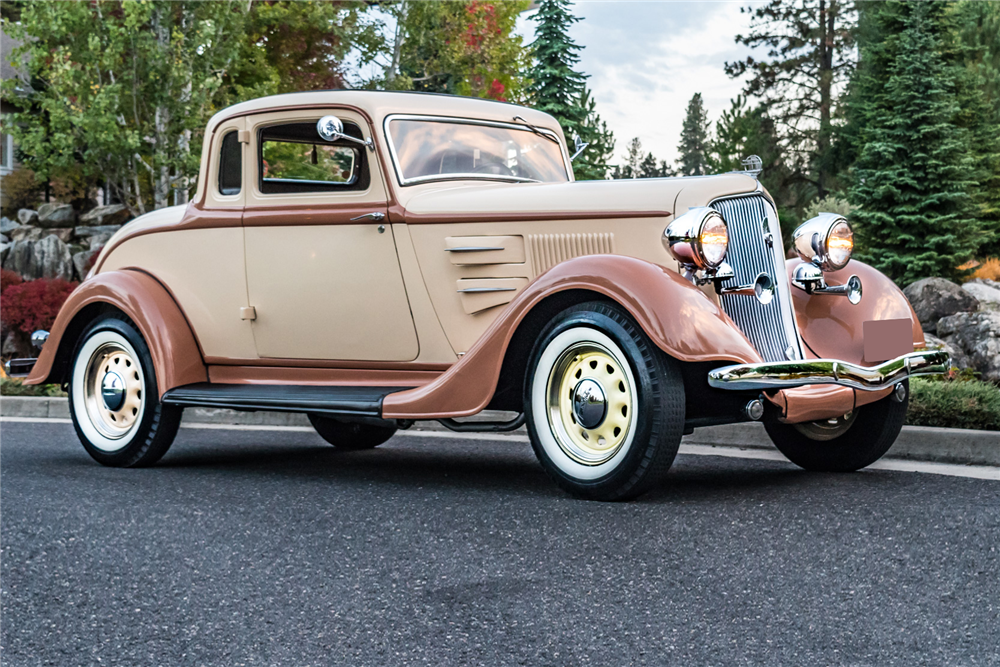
[24, 270, 207, 397]
[382, 254, 761, 419]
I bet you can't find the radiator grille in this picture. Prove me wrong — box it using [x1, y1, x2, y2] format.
[713, 195, 799, 362]
[527, 233, 615, 275]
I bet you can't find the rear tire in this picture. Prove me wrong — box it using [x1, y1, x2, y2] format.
[763, 383, 908, 472]
[68, 315, 181, 467]
[308, 415, 396, 450]
[524, 301, 685, 501]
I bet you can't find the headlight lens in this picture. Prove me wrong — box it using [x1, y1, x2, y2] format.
[664, 207, 729, 270]
[792, 213, 853, 271]
[699, 214, 729, 268]
[826, 220, 853, 270]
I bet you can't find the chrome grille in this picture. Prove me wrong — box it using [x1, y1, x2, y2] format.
[712, 194, 800, 363]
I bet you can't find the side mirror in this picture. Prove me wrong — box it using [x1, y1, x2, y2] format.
[570, 133, 589, 161]
[316, 115, 374, 151]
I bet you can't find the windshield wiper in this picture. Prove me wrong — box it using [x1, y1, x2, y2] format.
[512, 115, 560, 145]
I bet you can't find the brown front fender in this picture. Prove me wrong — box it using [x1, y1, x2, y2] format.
[24, 270, 207, 397]
[382, 254, 761, 419]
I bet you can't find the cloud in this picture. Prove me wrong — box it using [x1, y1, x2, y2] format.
[518, 1, 767, 166]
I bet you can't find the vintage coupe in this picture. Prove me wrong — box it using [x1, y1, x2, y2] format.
[15, 91, 947, 500]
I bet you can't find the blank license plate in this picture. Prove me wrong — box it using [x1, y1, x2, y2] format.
[863, 318, 912, 363]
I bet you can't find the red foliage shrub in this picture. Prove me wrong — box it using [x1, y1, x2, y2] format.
[1, 269, 24, 292]
[1, 277, 78, 335]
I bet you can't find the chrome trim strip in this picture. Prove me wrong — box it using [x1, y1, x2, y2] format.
[707, 349, 950, 392]
[457, 287, 517, 294]
[445, 246, 506, 253]
[382, 113, 573, 187]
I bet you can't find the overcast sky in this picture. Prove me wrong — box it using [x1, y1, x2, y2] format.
[515, 1, 765, 167]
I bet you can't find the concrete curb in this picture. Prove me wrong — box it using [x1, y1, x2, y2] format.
[3, 396, 998, 467]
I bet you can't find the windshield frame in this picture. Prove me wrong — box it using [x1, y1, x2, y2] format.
[382, 113, 572, 187]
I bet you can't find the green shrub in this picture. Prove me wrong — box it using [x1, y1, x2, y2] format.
[907, 377, 1000, 431]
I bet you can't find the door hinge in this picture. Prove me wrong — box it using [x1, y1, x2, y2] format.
[240, 306, 257, 321]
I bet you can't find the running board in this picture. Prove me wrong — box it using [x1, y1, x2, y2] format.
[161, 383, 410, 418]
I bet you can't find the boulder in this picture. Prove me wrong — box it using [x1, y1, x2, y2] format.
[903, 277, 979, 333]
[88, 232, 116, 250]
[0, 217, 19, 234]
[2, 332, 20, 356]
[9, 226, 44, 242]
[4, 235, 75, 281]
[36, 202, 76, 228]
[48, 227, 74, 243]
[17, 208, 38, 225]
[0, 242, 9, 267]
[72, 249, 100, 279]
[937, 310, 1000, 383]
[923, 332, 962, 367]
[0, 234, 7, 244]
[963, 279, 1000, 310]
[78, 204, 130, 227]
[73, 224, 122, 241]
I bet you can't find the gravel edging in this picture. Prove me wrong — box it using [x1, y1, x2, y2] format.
[3, 396, 998, 467]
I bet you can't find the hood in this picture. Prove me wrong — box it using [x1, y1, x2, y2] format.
[396, 173, 759, 222]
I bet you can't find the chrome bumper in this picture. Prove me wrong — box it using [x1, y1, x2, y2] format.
[708, 348, 950, 392]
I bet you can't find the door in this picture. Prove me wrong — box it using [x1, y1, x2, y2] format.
[242, 109, 419, 361]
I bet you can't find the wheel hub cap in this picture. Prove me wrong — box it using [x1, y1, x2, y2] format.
[101, 371, 126, 411]
[572, 378, 607, 429]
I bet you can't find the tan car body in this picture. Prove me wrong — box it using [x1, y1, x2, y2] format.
[27, 91, 926, 424]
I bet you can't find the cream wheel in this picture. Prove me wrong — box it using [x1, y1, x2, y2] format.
[69, 316, 181, 466]
[525, 302, 686, 501]
[546, 343, 635, 466]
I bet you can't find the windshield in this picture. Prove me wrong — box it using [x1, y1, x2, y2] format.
[386, 117, 570, 185]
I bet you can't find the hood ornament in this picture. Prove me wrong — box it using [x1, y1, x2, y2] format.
[739, 155, 763, 179]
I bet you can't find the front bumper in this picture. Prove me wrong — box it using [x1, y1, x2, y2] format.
[708, 348, 949, 392]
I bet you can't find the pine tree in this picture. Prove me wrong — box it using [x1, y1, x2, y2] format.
[528, 0, 614, 179]
[677, 93, 709, 176]
[849, 1, 981, 284]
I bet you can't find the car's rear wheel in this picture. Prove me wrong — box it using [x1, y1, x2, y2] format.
[525, 302, 685, 501]
[308, 415, 396, 450]
[763, 383, 908, 472]
[69, 315, 181, 467]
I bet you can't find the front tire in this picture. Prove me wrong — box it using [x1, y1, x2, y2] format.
[525, 302, 685, 501]
[308, 415, 396, 450]
[763, 383, 908, 472]
[69, 315, 181, 467]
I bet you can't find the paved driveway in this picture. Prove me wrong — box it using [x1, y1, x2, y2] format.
[2, 421, 998, 666]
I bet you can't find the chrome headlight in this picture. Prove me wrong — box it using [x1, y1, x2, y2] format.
[664, 207, 729, 270]
[792, 213, 853, 271]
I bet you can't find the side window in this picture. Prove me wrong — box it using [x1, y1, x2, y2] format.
[218, 130, 242, 196]
[258, 121, 370, 194]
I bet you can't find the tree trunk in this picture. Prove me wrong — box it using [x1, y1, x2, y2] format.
[817, 0, 835, 198]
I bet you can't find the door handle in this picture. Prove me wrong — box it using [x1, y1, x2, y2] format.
[350, 212, 385, 222]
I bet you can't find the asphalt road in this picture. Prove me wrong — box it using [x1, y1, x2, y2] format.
[2, 421, 999, 666]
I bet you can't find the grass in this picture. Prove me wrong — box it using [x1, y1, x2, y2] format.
[0, 376, 66, 397]
[907, 373, 1000, 431]
[959, 257, 1000, 282]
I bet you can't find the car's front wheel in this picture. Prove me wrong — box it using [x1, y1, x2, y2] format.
[763, 383, 908, 472]
[69, 315, 182, 467]
[525, 302, 685, 501]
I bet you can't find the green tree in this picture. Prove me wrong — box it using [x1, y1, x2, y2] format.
[726, 0, 857, 198]
[363, 1, 530, 102]
[677, 92, 709, 176]
[2, 1, 250, 215]
[572, 87, 615, 180]
[848, 1, 982, 284]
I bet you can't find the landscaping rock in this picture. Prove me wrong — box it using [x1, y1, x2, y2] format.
[78, 204, 129, 227]
[0, 242, 9, 267]
[9, 226, 44, 242]
[923, 332, 960, 365]
[0, 234, 7, 244]
[36, 202, 76, 228]
[73, 224, 122, 241]
[2, 332, 20, 356]
[903, 277, 979, 333]
[937, 310, 1000, 383]
[0, 217, 19, 234]
[4, 235, 75, 281]
[88, 232, 116, 250]
[17, 209, 38, 225]
[963, 279, 1000, 310]
[48, 227, 74, 243]
[72, 249, 99, 279]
